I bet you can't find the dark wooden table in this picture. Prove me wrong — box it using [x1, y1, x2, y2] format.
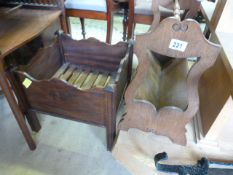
[0, 7, 61, 150]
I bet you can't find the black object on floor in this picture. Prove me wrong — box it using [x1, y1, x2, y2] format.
[209, 168, 233, 175]
[154, 152, 233, 175]
[154, 152, 208, 175]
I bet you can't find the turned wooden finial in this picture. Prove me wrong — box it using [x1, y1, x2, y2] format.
[173, 0, 181, 21]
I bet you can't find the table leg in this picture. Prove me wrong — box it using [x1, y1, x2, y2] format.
[0, 67, 36, 150]
[5, 70, 41, 132]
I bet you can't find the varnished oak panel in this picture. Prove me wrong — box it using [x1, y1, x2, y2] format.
[119, 17, 221, 145]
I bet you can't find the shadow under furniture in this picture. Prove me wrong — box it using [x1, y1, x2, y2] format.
[7, 33, 130, 151]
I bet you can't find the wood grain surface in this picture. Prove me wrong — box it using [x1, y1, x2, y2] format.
[119, 17, 221, 145]
[0, 8, 61, 58]
[10, 34, 130, 151]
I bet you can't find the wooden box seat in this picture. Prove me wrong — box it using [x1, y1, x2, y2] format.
[8, 33, 130, 151]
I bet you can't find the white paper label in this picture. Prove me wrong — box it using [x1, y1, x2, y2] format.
[169, 39, 188, 52]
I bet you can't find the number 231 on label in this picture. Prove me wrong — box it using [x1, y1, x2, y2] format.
[169, 39, 188, 52]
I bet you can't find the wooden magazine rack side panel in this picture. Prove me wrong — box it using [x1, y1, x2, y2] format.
[16, 73, 106, 125]
[22, 43, 63, 80]
[60, 35, 128, 73]
[119, 17, 221, 145]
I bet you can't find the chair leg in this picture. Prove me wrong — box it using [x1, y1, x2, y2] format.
[60, 13, 69, 34]
[123, 7, 128, 41]
[132, 22, 136, 40]
[106, 13, 114, 44]
[127, 42, 134, 83]
[80, 18, 86, 39]
[0, 71, 36, 150]
[6, 71, 41, 132]
[127, 18, 134, 40]
[127, 0, 135, 40]
[64, 17, 72, 34]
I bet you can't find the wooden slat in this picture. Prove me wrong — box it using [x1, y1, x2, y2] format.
[60, 64, 76, 81]
[68, 69, 82, 84]
[104, 76, 111, 87]
[53, 63, 113, 89]
[74, 71, 89, 89]
[81, 72, 99, 90]
[52, 63, 69, 78]
[94, 74, 109, 88]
